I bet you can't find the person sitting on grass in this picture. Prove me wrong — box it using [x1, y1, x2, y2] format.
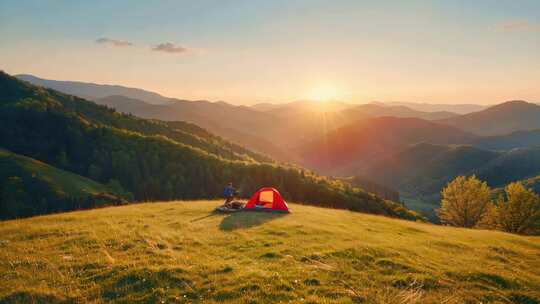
[223, 182, 236, 206]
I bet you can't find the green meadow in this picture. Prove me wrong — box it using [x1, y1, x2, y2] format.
[1, 201, 539, 303]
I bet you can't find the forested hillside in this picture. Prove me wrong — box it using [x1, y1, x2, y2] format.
[361, 143, 540, 219]
[0, 71, 420, 220]
[474, 129, 540, 150]
[365, 143, 540, 196]
[0, 148, 127, 219]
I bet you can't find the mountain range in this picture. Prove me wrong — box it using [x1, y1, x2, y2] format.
[11, 73, 540, 219]
[14, 75, 481, 160]
[1, 71, 419, 220]
[378, 101, 487, 114]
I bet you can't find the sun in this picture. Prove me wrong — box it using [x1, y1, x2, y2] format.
[308, 85, 341, 102]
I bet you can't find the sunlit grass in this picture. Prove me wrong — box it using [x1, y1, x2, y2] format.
[1, 201, 539, 303]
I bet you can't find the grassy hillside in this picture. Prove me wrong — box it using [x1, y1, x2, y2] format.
[0, 148, 126, 219]
[1, 201, 539, 303]
[0, 148, 116, 198]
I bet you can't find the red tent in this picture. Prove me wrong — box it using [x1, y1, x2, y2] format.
[244, 187, 289, 212]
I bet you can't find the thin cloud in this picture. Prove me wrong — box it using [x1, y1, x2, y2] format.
[95, 37, 133, 47]
[496, 20, 540, 32]
[152, 42, 190, 54]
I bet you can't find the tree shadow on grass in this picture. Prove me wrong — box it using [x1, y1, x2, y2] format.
[219, 211, 288, 231]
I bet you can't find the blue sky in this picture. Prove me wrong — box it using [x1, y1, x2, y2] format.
[1, 0, 539, 104]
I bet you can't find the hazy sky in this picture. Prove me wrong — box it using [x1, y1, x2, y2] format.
[1, 0, 539, 105]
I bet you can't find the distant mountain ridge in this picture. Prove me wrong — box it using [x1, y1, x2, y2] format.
[345, 103, 457, 120]
[439, 100, 540, 136]
[15, 74, 171, 105]
[380, 101, 487, 114]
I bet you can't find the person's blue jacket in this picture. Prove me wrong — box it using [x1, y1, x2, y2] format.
[224, 186, 234, 197]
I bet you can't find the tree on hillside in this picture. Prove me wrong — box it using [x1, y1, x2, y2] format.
[485, 182, 540, 235]
[437, 175, 491, 228]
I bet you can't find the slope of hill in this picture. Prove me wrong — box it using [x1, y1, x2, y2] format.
[1, 201, 539, 303]
[439, 100, 540, 136]
[299, 117, 477, 175]
[15, 74, 171, 104]
[0, 148, 126, 219]
[1, 71, 419, 220]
